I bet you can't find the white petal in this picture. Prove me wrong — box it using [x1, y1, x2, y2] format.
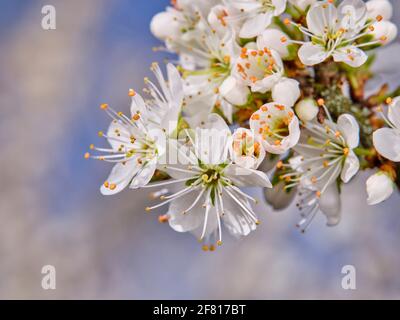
[222, 195, 256, 237]
[257, 28, 290, 58]
[338, 0, 367, 30]
[341, 150, 360, 183]
[285, 114, 301, 148]
[307, 2, 338, 35]
[272, 78, 300, 107]
[183, 96, 215, 129]
[224, 164, 272, 188]
[272, 0, 288, 15]
[219, 99, 234, 124]
[366, 171, 394, 205]
[167, 63, 184, 106]
[190, 209, 219, 240]
[195, 114, 231, 164]
[319, 184, 341, 226]
[298, 42, 329, 66]
[333, 47, 368, 68]
[252, 73, 281, 93]
[129, 160, 157, 189]
[219, 76, 250, 106]
[100, 160, 139, 195]
[168, 190, 207, 232]
[337, 114, 360, 148]
[388, 98, 400, 129]
[289, 0, 317, 11]
[373, 127, 400, 162]
[130, 92, 148, 120]
[106, 121, 131, 150]
[162, 139, 198, 180]
[239, 12, 273, 38]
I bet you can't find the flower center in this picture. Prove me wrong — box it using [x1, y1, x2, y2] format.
[209, 56, 231, 83]
[198, 165, 227, 188]
[237, 48, 280, 83]
[260, 0, 274, 13]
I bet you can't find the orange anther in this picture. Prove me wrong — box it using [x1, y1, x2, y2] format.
[158, 215, 169, 223]
[128, 89, 136, 97]
[109, 184, 117, 190]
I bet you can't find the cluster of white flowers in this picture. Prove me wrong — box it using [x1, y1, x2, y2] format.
[86, 0, 399, 249]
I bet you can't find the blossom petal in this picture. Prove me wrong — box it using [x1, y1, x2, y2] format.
[257, 28, 290, 58]
[195, 114, 231, 164]
[239, 12, 273, 38]
[222, 194, 257, 237]
[130, 92, 148, 121]
[224, 164, 272, 188]
[333, 47, 368, 68]
[159, 63, 184, 134]
[162, 139, 198, 180]
[298, 42, 329, 66]
[100, 160, 139, 195]
[307, 2, 337, 35]
[106, 121, 132, 150]
[388, 97, 400, 129]
[337, 114, 360, 148]
[338, 0, 367, 30]
[341, 150, 360, 183]
[373, 127, 400, 161]
[129, 159, 157, 189]
[272, 0, 288, 16]
[168, 190, 207, 233]
[219, 76, 249, 106]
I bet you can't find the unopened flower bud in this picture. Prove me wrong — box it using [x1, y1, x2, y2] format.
[370, 21, 398, 45]
[295, 98, 319, 122]
[366, 0, 393, 21]
[366, 171, 394, 205]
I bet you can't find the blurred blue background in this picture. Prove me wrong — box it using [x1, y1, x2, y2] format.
[0, 0, 400, 299]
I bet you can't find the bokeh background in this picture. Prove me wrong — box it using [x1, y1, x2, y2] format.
[0, 0, 400, 299]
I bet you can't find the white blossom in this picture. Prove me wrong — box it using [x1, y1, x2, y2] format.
[250, 102, 301, 154]
[285, 0, 394, 67]
[143, 114, 271, 248]
[233, 46, 300, 105]
[86, 64, 183, 195]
